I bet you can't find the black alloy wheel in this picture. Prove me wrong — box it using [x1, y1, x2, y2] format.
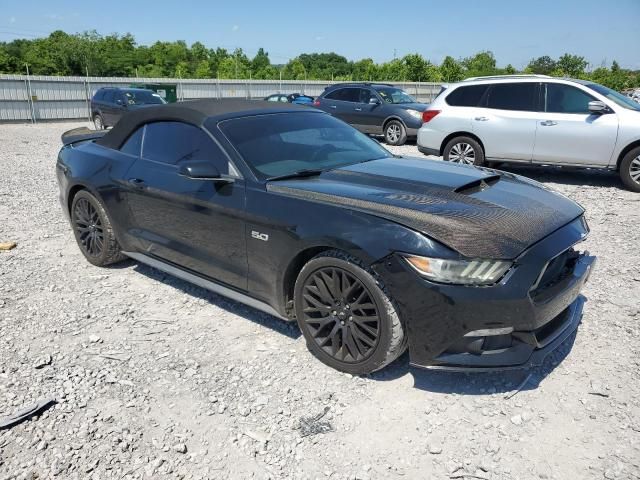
[70, 190, 126, 266]
[294, 250, 406, 374]
[301, 266, 381, 363]
[73, 197, 104, 258]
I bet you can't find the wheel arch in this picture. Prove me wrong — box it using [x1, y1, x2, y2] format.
[439, 131, 485, 157]
[382, 115, 406, 132]
[616, 139, 640, 170]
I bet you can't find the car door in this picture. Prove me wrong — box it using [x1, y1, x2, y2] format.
[471, 82, 539, 161]
[349, 88, 385, 134]
[112, 91, 129, 125]
[532, 82, 619, 166]
[101, 89, 116, 125]
[322, 87, 360, 124]
[123, 121, 248, 290]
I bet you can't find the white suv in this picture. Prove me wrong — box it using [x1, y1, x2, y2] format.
[417, 75, 640, 192]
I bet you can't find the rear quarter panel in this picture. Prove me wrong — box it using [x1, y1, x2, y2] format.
[57, 141, 138, 249]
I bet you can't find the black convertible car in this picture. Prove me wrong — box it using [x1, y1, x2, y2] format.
[56, 100, 596, 374]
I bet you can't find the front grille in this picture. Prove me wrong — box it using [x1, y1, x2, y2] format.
[531, 248, 579, 297]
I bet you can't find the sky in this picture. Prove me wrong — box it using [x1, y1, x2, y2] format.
[1, 0, 639, 69]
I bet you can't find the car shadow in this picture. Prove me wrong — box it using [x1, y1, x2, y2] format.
[496, 164, 623, 189]
[123, 260, 579, 395]
[130, 262, 302, 340]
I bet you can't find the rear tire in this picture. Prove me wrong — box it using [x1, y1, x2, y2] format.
[619, 146, 640, 192]
[71, 190, 126, 267]
[294, 250, 406, 375]
[384, 120, 407, 146]
[93, 114, 105, 130]
[443, 136, 485, 166]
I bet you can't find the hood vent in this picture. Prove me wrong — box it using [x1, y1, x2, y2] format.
[454, 174, 501, 195]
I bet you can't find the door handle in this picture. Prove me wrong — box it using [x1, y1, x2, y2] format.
[354, 107, 362, 111]
[330, 105, 337, 109]
[128, 178, 146, 189]
[540, 120, 558, 126]
[474, 116, 489, 121]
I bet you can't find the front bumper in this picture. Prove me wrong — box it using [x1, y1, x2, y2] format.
[414, 295, 585, 372]
[373, 216, 596, 371]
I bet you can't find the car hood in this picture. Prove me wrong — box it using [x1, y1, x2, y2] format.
[267, 157, 584, 259]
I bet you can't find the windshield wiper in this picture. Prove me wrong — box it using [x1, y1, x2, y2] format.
[266, 168, 326, 182]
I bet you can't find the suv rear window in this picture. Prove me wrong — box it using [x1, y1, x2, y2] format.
[93, 90, 104, 101]
[325, 88, 360, 103]
[445, 85, 488, 107]
[485, 83, 537, 111]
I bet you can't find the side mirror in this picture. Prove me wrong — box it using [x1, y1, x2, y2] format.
[588, 100, 610, 114]
[369, 97, 380, 105]
[178, 161, 234, 182]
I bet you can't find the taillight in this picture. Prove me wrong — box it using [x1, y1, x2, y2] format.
[422, 110, 441, 123]
[313, 99, 321, 107]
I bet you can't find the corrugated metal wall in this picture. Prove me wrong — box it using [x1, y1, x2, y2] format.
[0, 75, 442, 122]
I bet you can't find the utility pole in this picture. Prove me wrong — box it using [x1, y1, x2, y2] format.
[85, 65, 91, 122]
[393, 48, 397, 60]
[25, 63, 35, 124]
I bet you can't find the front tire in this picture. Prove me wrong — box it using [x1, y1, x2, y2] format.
[71, 190, 126, 267]
[93, 114, 105, 130]
[294, 250, 406, 375]
[384, 120, 407, 146]
[619, 146, 640, 192]
[443, 136, 485, 166]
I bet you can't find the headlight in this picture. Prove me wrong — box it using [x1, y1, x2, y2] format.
[403, 254, 512, 285]
[406, 109, 423, 120]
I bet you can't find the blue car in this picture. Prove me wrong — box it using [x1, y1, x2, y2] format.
[264, 93, 314, 105]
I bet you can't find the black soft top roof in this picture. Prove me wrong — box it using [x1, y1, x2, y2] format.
[96, 99, 315, 150]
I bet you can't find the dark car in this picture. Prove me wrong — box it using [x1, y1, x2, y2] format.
[313, 83, 428, 146]
[91, 87, 166, 130]
[264, 93, 314, 105]
[57, 100, 595, 374]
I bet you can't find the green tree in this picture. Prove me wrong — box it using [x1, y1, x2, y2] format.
[352, 58, 377, 81]
[526, 55, 556, 75]
[251, 48, 271, 77]
[194, 59, 212, 78]
[462, 50, 497, 77]
[439, 56, 464, 82]
[556, 53, 587, 77]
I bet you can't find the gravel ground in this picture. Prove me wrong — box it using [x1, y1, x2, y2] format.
[0, 122, 639, 480]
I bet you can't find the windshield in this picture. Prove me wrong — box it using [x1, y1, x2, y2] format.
[376, 87, 417, 104]
[124, 90, 166, 106]
[218, 112, 392, 179]
[584, 83, 640, 111]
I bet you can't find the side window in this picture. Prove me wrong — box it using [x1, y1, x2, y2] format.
[120, 127, 144, 156]
[325, 88, 345, 101]
[93, 90, 104, 101]
[142, 122, 230, 174]
[325, 88, 360, 102]
[280, 95, 289, 103]
[103, 90, 115, 103]
[485, 83, 537, 111]
[546, 83, 595, 114]
[266, 95, 279, 102]
[358, 88, 375, 103]
[445, 85, 488, 107]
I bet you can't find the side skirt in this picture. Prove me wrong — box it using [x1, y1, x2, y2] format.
[122, 251, 288, 321]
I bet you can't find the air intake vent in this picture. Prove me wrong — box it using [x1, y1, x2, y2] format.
[454, 174, 501, 194]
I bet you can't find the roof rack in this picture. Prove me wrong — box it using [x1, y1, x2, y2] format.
[462, 74, 551, 82]
[330, 82, 394, 87]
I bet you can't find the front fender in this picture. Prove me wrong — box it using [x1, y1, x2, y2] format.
[245, 187, 457, 316]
